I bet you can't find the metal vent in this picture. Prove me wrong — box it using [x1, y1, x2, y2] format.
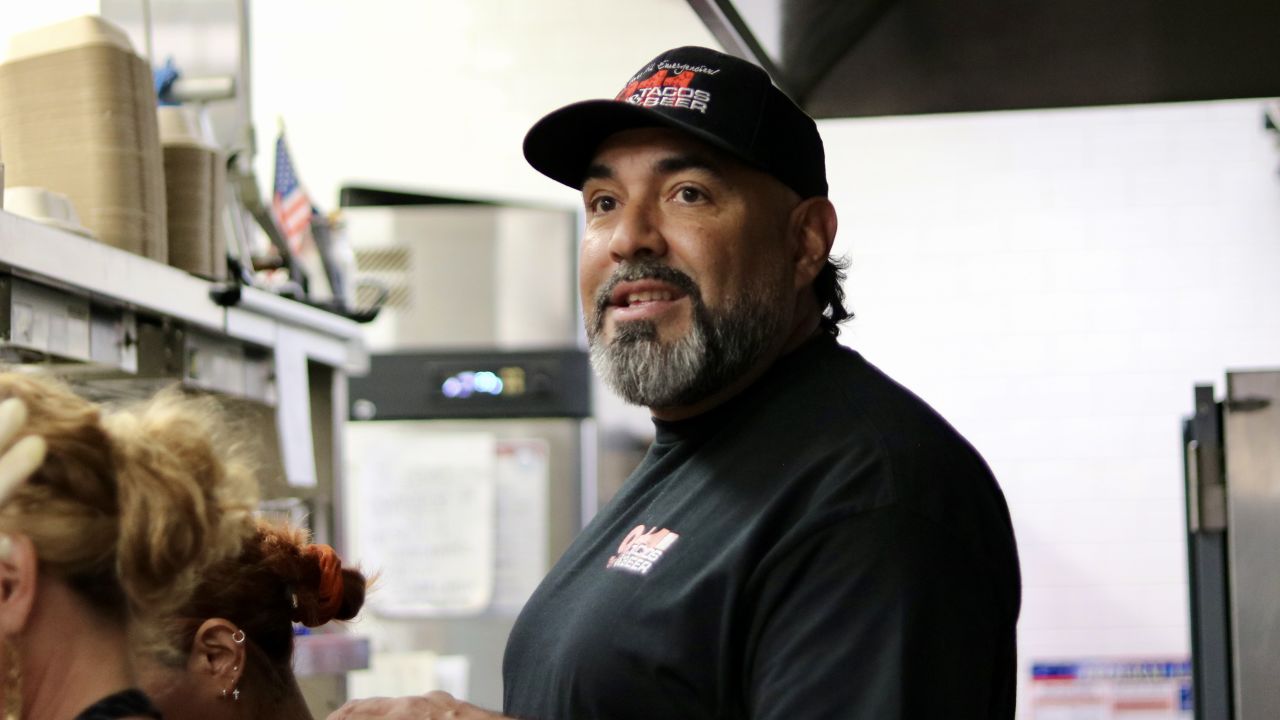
[357, 283, 411, 310]
[689, 0, 1280, 118]
[355, 247, 411, 273]
[354, 247, 412, 311]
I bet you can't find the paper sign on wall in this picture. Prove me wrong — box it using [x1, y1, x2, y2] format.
[348, 427, 496, 616]
[491, 438, 550, 613]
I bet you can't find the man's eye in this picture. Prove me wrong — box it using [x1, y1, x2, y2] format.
[677, 187, 704, 203]
[590, 196, 617, 213]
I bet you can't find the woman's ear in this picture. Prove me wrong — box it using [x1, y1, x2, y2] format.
[0, 532, 38, 636]
[187, 618, 246, 694]
[790, 197, 838, 290]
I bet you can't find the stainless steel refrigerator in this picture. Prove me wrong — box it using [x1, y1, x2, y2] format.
[1183, 370, 1280, 720]
[339, 194, 589, 709]
[344, 349, 592, 709]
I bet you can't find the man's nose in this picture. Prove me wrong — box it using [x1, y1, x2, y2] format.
[608, 200, 667, 262]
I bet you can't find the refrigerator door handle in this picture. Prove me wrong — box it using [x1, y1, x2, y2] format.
[1190, 386, 1229, 533]
[1186, 439, 1201, 533]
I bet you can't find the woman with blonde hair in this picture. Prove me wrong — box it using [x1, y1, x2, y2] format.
[137, 519, 367, 719]
[0, 372, 256, 719]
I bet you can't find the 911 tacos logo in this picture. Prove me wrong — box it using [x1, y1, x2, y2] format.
[606, 524, 680, 575]
[616, 68, 712, 114]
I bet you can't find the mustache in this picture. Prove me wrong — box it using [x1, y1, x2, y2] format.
[593, 260, 702, 320]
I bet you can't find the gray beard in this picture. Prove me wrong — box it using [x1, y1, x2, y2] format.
[587, 262, 788, 409]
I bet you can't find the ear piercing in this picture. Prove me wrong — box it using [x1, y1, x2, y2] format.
[219, 640, 245, 704]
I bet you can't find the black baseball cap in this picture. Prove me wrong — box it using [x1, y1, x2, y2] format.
[523, 46, 827, 199]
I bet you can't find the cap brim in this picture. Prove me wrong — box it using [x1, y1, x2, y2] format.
[523, 99, 752, 191]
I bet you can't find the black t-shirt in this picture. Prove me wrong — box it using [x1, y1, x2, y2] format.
[503, 335, 1021, 719]
[74, 689, 163, 720]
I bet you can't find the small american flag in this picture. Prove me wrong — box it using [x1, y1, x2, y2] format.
[272, 132, 313, 254]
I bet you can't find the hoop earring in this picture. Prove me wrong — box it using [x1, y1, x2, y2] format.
[231, 629, 245, 644]
[3, 638, 20, 720]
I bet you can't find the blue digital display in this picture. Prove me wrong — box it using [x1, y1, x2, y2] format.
[440, 366, 530, 399]
[441, 370, 504, 398]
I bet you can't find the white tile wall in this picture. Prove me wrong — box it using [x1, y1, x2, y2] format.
[822, 99, 1280, 716]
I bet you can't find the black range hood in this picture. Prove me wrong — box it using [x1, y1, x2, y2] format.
[688, 0, 1280, 118]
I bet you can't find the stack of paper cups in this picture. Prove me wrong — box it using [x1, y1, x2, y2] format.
[0, 15, 167, 261]
[158, 106, 225, 279]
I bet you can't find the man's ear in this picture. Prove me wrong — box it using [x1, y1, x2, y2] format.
[186, 618, 246, 691]
[789, 197, 838, 290]
[0, 532, 38, 636]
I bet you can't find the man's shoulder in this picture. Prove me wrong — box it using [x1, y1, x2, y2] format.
[770, 338, 1007, 525]
[776, 337, 980, 460]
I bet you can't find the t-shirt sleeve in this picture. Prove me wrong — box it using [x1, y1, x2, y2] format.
[742, 504, 1013, 719]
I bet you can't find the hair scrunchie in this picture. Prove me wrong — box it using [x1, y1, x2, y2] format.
[303, 543, 344, 625]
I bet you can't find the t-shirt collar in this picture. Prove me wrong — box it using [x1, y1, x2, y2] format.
[649, 332, 837, 445]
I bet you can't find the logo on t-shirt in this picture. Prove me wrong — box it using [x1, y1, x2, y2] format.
[606, 524, 680, 576]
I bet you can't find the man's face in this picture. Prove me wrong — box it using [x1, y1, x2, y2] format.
[579, 127, 800, 410]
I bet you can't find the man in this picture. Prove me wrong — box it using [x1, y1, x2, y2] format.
[331, 46, 1020, 720]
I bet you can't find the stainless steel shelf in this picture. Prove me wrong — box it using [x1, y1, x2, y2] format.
[1, 208, 368, 489]
[0, 209, 368, 374]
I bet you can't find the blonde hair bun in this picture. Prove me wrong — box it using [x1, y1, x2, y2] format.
[0, 374, 257, 622]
